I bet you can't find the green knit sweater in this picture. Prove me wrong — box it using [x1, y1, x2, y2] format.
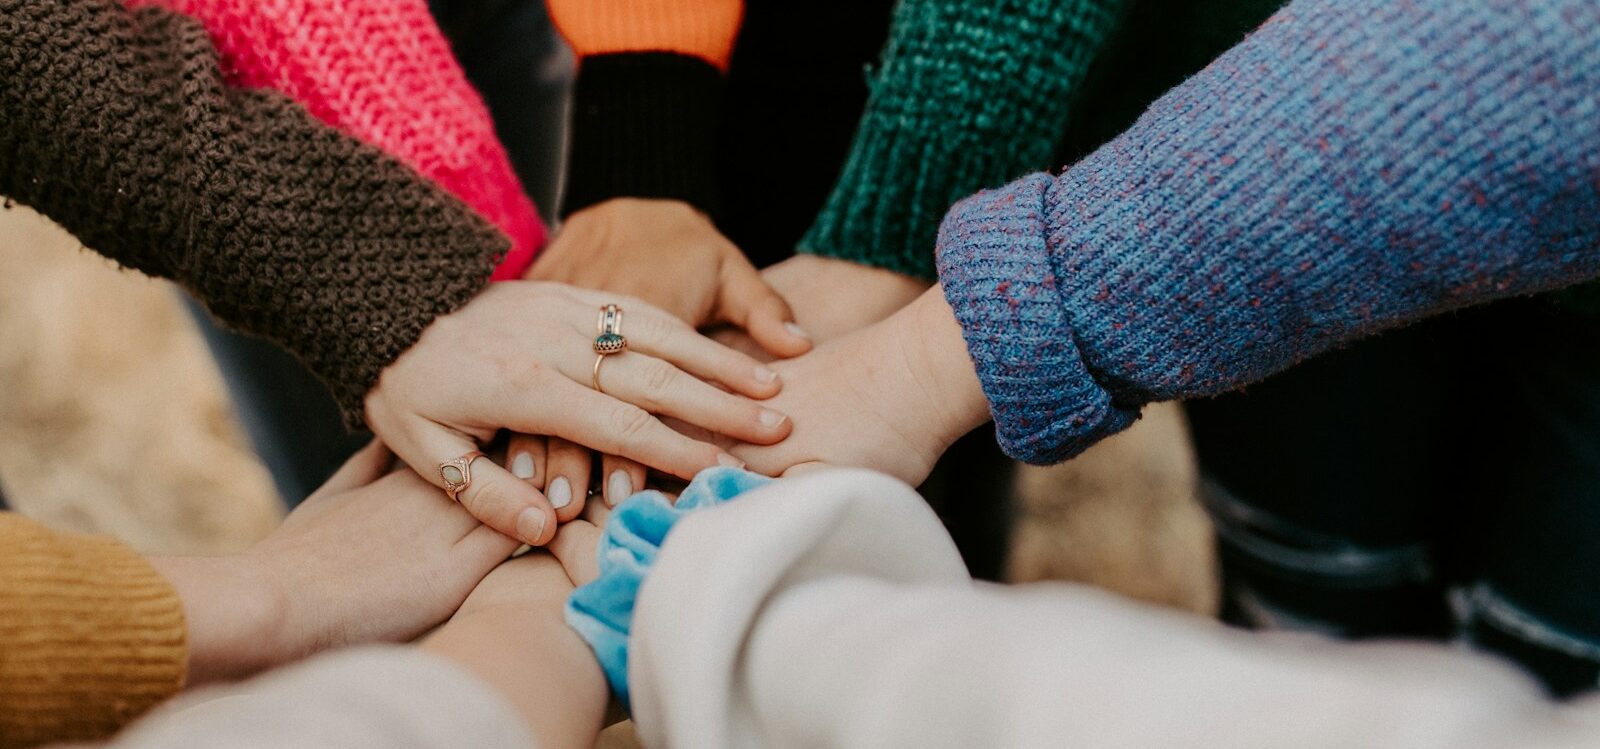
[797, 0, 1125, 279]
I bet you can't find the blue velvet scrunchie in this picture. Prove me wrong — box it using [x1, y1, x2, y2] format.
[564, 467, 772, 707]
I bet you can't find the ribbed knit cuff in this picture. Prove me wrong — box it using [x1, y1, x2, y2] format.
[934, 174, 1139, 464]
[799, 0, 1122, 280]
[562, 53, 724, 219]
[0, 516, 186, 746]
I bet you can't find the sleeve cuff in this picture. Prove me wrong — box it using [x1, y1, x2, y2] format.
[934, 174, 1139, 464]
[561, 53, 725, 219]
[0, 517, 186, 744]
[564, 467, 771, 708]
[799, 123, 1007, 280]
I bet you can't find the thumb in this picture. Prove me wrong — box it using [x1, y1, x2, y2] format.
[311, 440, 392, 496]
[718, 262, 812, 358]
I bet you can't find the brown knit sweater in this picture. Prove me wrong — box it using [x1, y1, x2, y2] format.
[1, 0, 513, 744]
[0, 0, 509, 424]
[0, 515, 186, 747]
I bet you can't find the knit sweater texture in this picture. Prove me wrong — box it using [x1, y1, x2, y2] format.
[799, 0, 1124, 279]
[122, 0, 544, 279]
[0, 515, 185, 748]
[549, 0, 742, 217]
[0, 0, 509, 425]
[936, 0, 1600, 464]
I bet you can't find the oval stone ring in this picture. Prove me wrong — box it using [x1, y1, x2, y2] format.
[438, 450, 486, 503]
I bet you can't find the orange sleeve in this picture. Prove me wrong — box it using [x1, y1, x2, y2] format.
[546, 0, 744, 71]
[0, 513, 186, 747]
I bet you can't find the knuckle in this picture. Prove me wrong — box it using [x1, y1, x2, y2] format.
[609, 405, 656, 446]
[463, 481, 515, 522]
[641, 359, 678, 397]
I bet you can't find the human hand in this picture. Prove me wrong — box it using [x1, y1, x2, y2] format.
[729, 288, 991, 485]
[528, 198, 811, 357]
[761, 254, 931, 344]
[364, 281, 791, 546]
[156, 441, 523, 684]
[512, 200, 812, 513]
[422, 552, 608, 749]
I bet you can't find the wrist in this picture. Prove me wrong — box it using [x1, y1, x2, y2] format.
[151, 554, 290, 684]
[899, 287, 991, 452]
[424, 604, 607, 749]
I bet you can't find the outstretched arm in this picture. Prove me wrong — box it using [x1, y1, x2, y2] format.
[0, 0, 507, 421]
[937, 0, 1600, 463]
[734, 0, 1600, 481]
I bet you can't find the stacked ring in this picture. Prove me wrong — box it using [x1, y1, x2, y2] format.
[592, 304, 626, 391]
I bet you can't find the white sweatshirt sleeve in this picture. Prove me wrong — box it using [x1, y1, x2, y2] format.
[628, 469, 1600, 749]
[94, 647, 537, 749]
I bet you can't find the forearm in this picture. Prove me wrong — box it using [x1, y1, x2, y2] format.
[901, 287, 990, 454]
[937, 0, 1600, 463]
[548, 0, 743, 216]
[0, 0, 506, 423]
[422, 605, 607, 749]
[106, 647, 538, 749]
[147, 556, 286, 685]
[800, 0, 1125, 278]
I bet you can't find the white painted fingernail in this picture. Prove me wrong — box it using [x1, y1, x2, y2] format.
[607, 470, 633, 506]
[756, 366, 779, 384]
[759, 409, 786, 428]
[516, 507, 546, 545]
[548, 477, 572, 509]
[511, 452, 536, 480]
[784, 322, 811, 340]
[717, 453, 745, 469]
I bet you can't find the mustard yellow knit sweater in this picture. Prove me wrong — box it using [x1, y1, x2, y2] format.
[0, 514, 186, 748]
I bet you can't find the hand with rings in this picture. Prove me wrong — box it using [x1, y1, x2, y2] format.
[363, 281, 792, 547]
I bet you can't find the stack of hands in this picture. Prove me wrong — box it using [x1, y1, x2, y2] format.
[363, 196, 990, 547]
[158, 440, 621, 748]
[157, 197, 992, 727]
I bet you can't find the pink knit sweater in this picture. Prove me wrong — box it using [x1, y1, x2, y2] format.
[125, 0, 545, 279]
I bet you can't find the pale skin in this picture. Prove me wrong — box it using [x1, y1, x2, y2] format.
[505, 196, 930, 515]
[728, 286, 992, 486]
[155, 441, 615, 748]
[419, 503, 616, 749]
[151, 441, 523, 684]
[363, 280, 792, 548]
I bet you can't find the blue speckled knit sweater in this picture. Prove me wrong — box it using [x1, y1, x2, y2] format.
[936, 0, 1600, 465]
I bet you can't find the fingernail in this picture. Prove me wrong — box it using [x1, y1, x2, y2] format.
[759, 409, 786, 428]
[607, 470, 633, 506]
[756, 366, 779, 385]
[548, 477, 572, 509]
[516, 507, 546, 545]
[717, 453, 746, 469]
[784, 322, 811, 340]
[511, 452, 536, 480]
